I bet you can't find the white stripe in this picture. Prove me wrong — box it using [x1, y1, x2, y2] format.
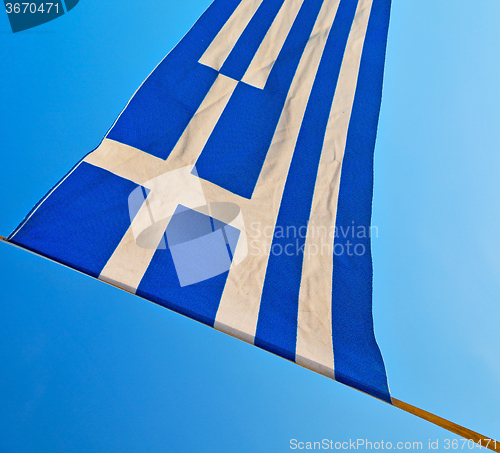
[165, 74, 239, 168]
[84, 139, 167, 186]
[241, 0, 305, 89]
[199, 0, 264, 72]
[295, 0, 374, 377]
[213, 0, 342, 344]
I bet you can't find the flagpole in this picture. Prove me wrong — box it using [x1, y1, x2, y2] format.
[0, 235, 498, 450]
[391, 398, 499, 452]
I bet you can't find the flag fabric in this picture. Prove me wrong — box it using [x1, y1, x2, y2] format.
[8, 0, 392, 402]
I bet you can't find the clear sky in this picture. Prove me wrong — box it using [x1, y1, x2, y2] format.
[1, 1, 499, 452]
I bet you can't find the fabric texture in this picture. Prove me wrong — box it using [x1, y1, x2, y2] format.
[10, 0, 392, 402]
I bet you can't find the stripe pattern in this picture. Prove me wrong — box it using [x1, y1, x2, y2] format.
[9, 0, 392, 401]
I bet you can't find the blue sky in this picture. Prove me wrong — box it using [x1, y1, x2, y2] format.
[1, 1, 499, 452]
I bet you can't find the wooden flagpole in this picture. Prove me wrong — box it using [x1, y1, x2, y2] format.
[0, 235, 498, 450]
[391, 398, 499, 452]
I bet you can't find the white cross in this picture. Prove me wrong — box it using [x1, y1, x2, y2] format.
[84, 136, 248, 293]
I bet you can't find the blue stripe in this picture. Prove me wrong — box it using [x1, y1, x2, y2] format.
[254, 0, 359, 362]
[195, 0, 325, 199]
[9, 162, 140, 278]
[220, 0, 285, 81]
[136, 206, 238, 327]
[106, 0, 240, 159]
[332, 0, 391, 402]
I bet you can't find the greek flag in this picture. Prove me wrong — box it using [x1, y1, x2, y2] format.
[8, 0, 392, 401]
